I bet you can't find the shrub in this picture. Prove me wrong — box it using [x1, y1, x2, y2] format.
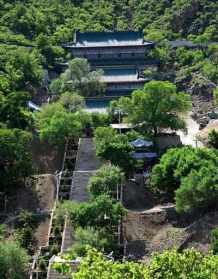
[208, 129, 218, 148]
[88, 164, 124, 198]
[211, 227, 218, 254]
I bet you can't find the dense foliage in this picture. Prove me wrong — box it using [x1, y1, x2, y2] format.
[0, 0, 218, 273]
[57, 195, 125, 230]
[88, 164, 124, 198]
[176, 165, 218, 213]
[55, 248, 218, 279]
[112, 81, 191, 135]
[0, 240, 30, 279]
[0, 127, 32, 192]
[56, 193, 126, 255]
[211, 228, 218, 255]
[36, 102, 83, 145]
[1, 0, 218, 43]
[208, 129, 218, 149]
[50, 58, 105, 97]
[151, 146, 218, 212]
[94, 127, 135, 174]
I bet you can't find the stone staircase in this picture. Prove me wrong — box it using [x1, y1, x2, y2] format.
[46, 138, 102, 279]
[58, 138, 78, 201]
[70, 171, 96, 202]
[75, 138, 102, 171]
[61, 219, 74, 253]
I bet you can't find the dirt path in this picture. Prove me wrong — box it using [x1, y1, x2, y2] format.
[177, 112, 203, 147]
[123, 175, 156, 211]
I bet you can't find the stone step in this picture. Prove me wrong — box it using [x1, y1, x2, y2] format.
[61, 222, 74, 253]
[70, 171, 96, 202]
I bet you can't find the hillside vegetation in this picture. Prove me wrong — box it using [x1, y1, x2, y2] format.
[0, 0, 218, 43]
[1, 1, 218, 277]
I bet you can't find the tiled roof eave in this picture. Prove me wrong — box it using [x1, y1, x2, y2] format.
[105, 79, 147, 84]
[64, 43, 154, 49]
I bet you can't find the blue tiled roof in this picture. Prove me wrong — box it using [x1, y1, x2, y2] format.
[103, 67, 136, 76]
[73, 31, 154, 47]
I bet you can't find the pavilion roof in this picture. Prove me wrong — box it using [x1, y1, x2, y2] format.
[130, 138, 153, 148]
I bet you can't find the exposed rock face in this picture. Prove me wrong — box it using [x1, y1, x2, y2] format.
[188, 74, 216, 128]
[171, 0, 200, 34]
[189, 74, 216, 100]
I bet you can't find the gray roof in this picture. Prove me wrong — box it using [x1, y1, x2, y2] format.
[72, 31, 154, 48]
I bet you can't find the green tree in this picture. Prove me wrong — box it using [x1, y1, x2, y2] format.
[36, 102, 82, 145]
[54, 248, 218, 279]
[69, 227, 113, 257]
[0, 128, 32, 192]
[211, 228, 218, 255]
[148, 249, 218, 279]
[88, 164, 124, 198]
[50, 58, 105, 97]
[151, 146, 218, 196]
[94, 127, 134, 174]
[58, 92, 85, 112]
[114, 81, 191, 136]
[5, 48, 43, 89]
[56, 195, 126, 231]
[36, 33, 64, 67]
[176, 165, 218, 213]
[0, 91, 33, 129]
[208, 129, 218, 149]
[91, 112, 110, 128]
[0, 240, 30, 279]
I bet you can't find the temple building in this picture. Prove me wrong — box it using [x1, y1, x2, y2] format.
[63, 31, 157, 109]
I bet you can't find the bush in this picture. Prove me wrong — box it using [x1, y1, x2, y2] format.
[55, 248, 218, 279]
[208, 129, 218, 148]
[0, 128, 32, 192]
[151, 147, 218, 196]
[56, 195, 126, 231]
[91, 112, 110, 128]
[211, 228, 218, 254]
[175, 165, 218, 213]
[88, 164, 124, 198]
[0, 240, 30, 279]
[94, 127, 134, 174]
[69, 227, 114, 257]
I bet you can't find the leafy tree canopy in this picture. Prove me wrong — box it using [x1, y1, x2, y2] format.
[151, 146, 218, 213]
[113, 81, 191, 135]
[0, 240, 30, 279]
[56, 194, 126, 231]
[0, 127, 32, 192]
[36, 102, 83, 145]
[50, 58, 105, 97]
[94, 127, 135, 174]
[88, 164, 124, 198]
[176, 165, 218, 213]
[55, 248, 218, 279]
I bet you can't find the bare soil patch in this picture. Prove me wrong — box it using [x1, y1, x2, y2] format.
[123, 175, 156, 211]
[122, 174, 218, 259]
[123, 209, 218, 259]
[31, 135, 64, 174]
[5, 174, 56, 214]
